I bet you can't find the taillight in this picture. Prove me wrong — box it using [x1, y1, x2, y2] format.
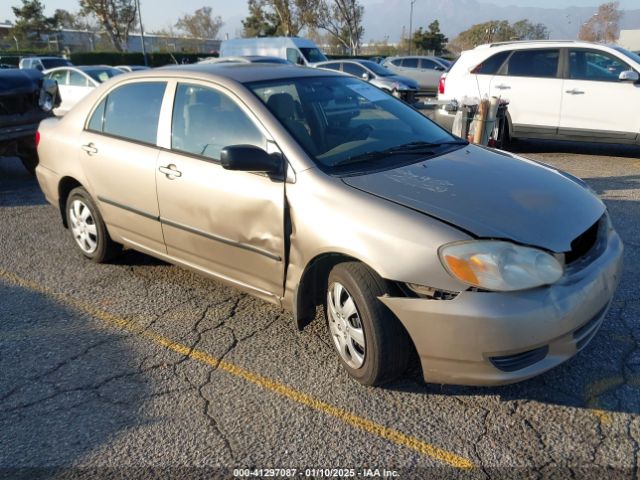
[438, 75, 446, 95]
[35, 130, 40, 147]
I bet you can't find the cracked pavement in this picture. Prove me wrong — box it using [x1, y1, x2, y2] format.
[0, 141, 639, 478]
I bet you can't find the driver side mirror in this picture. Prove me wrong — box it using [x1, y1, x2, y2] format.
[220, 145, 282, 174]
[619, 70, 639, 82]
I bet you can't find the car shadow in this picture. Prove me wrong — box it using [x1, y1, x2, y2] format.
[0, 156, 47, 207]
[386, 193, 640, 418]
[507, 139, 640, 159]
[0, 282, 147, 476]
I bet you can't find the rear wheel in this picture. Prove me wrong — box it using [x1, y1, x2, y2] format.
[326, 262, 411, 386]
[65, 187, 121, 263]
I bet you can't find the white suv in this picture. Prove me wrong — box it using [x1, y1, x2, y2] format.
[438, 41, 640, 145]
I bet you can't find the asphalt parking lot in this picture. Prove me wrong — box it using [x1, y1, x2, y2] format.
[1, 141, 639, 479]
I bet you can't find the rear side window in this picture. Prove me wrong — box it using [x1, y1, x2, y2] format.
[322, 63, 342, 71]
[402, 58, 419, 68]
[88, 82, 167, 144]
[390, 59, 402, 66]
[503, 49, 559, 78]
[472, 51, 511, 75]
[569, 50, 631, 82]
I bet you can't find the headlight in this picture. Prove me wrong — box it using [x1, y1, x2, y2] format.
[438, 241, 563, 291]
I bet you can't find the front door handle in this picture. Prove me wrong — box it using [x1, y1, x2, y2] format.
[565, 89, 585, 95]
[159, 164, 182, 179]
[81, 143, 98, 155]
[494, 84, 511, 90]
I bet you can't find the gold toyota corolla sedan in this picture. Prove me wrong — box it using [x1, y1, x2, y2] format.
[34, 64, 623, 386]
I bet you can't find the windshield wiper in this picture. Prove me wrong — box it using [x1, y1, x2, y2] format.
[333, 140, 467, 167]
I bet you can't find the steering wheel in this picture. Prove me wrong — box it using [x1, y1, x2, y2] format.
[346, 124, 373, 143]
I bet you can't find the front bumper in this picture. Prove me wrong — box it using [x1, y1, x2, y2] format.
[380, 227, 624, 386]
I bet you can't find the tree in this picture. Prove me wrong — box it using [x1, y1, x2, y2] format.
[175, 6, 224, 39]
[512, 19, 549, 40]
[307, 0, 365, 55]
[267, 0, 302, 36]
[449, 20, 518, 52]
[412, 20, 447, 56]
[242, 0, 280, 37]
[80, 0, 138, 51]
[578, 1, 622, 43]
[11, 0, 54, 40]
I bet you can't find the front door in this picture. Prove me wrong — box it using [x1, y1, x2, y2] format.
[559, 48, 640, 142]
[156, 82, 285, 300]
[80, 80, 168, 254]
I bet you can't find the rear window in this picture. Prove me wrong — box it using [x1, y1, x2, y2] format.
[88, 82, 167, 145]
[473, 51, 510, 75]
[502, 49, 559, 78]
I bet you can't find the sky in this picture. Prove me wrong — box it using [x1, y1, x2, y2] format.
[1, 0, 637, 39]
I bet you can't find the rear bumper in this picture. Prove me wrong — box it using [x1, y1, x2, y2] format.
[380, 227, 624, 386]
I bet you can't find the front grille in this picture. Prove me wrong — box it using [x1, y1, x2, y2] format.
[0, 92, 38, 116]
[490, 346, 549, 372]
[565, 217, 601, 264]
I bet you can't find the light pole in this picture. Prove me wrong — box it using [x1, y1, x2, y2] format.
[135, 0, 148, 66]
[408, 0, 417, 55]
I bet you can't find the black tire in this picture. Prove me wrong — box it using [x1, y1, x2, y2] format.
[326, 262, 411, 386]
[65, 187, 121, 263]
[18, 140, 38, 175]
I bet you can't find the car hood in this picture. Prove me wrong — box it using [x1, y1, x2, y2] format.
[341, 145, 605, 253]
[377, 75, 418, 89]
[0, 69, 42, 96]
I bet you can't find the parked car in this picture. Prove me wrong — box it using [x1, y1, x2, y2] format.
[114, 65, 150, 72]
[35, 64, 622, 386]
[199, 55, 291, 65]
[43, 65, 123, 115]
[0, 68, 59, 173]
[315, 59, 418, 103]
[438, 40, 640, 145]
[19, 56, 72, 71]
[220, 37, 327, 66]
[383, 56, 450, 95]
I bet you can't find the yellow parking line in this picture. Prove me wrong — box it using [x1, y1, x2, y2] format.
[0, 268, 474, 470]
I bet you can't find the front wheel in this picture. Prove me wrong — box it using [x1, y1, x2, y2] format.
[326, 262, 411, 386]
[65, 187, 121, 263]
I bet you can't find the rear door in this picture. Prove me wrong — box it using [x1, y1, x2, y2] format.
[490, 48, 562, 137]
[79, 80, 168, 254]
[155, 82, 285, 301]
[559, 48, 640, 141]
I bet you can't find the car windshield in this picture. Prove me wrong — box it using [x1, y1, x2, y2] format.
[299, 48, 327, 63]
[247, 76, 462, 173]
[41, 58, 72, 69]
[84, 67, 123, 83]
[612, 46, 640, 65]
[356, 60, 393, 77]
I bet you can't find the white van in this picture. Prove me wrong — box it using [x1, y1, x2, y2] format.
[220, 37, 327, 66]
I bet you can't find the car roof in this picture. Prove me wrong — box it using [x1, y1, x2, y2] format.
[152, 63, 336, 83]
[472, 40, 608, 51]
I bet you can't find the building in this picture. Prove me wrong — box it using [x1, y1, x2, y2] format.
[618, 29, 640, 53]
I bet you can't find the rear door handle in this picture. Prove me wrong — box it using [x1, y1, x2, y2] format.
[565, 89, 585, 95]
[81, 143, 98, 155]
[494, 84, 511, 90]
[159, 164, 182, 179]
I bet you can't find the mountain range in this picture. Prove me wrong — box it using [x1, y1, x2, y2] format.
[362, 0, 640, 42]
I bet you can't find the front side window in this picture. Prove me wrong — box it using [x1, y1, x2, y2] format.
[503, 49, 559, 78]
[286, 48, 304, 65]
[249, 76, 461, 173]
[321, 63, 342, 71]
[569, 49, 631, 81]
[89, 82, 166, 144]
[299, 47, 327, 63]
[343, 63, 367, 77]
[420, 59, 438, 70]
[171, 84, 266, 161]
[473, 51, 510, 75]
[68, 71, 88, 87]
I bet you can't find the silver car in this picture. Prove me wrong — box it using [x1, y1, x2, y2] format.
[383, 56, 450, 95]
[315, 59, 418, 102]
[35, 64, 623, 386]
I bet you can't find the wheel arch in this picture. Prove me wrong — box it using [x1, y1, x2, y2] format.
[58, 176, 83, 228]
